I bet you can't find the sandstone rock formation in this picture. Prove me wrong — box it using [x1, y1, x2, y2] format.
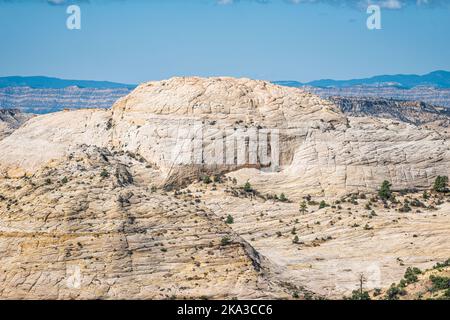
[1, 77, 449, 196]
[0, 146, 292, 299]
[329, 96, 450, 127]
[0, 109, 33, 140]
[0, 77, 449, 299]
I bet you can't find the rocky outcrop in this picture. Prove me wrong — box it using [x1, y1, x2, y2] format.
[0, 145, 291, 299]
[329, 96, 450, 127]
[0, 109, 33, 140]
[0, 77, 449, 196]
[304, 85, 450, 108]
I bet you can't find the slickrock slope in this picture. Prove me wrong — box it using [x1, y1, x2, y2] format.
[190, 179, 450, 298]
[0, 146, 291, 299]
[0, 109, 33, 140]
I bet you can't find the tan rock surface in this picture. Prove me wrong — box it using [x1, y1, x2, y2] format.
[0, 146, 292, 299]
[0, 77, 449, 299]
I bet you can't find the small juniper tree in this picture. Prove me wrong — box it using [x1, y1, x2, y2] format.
[292, 235, 299, 244]
[378, 180, 392, 200]
[225, 214, 234, 224]
[319, 200, 327, 209]
[243, 181, 252, 192]
[433, 176, 448, 193]
[279, 193, 287, 202]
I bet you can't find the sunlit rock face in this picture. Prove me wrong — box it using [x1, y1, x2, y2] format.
[1, 77, 448, 195]
[0, 77, 450, 300]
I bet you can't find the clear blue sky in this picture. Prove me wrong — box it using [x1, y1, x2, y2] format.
[1, 0, 449, 84]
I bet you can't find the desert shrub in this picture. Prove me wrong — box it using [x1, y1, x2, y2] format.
[202, 175, 212, 184]
[349, 290, 370, 300]
[243, 181, 253, 193]
[433, 259, 450, 269]
[225, 215, 234, 224]
[410, 199, 425, 208]
[403, 267, 421, 284]
[220, 236, 231, 246]
[385, 284, 406, 300]
[61, 177, 68, 184]
[100, 169, 109, 178]
[319, 200, 328, 209]
[292, 235, 299, 244]
[279, 193, 288, 202]
[399, 203, 412, 213]
[430, 275, 450, 291]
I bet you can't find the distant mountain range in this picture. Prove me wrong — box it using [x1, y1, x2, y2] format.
[2, 71, 450, 90]
[0, 76, 136, 90]
[1, 71, 450, 113]
[274, 70, 450, 89]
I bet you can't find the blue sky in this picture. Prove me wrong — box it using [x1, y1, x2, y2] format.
[0, 0, 449, 84]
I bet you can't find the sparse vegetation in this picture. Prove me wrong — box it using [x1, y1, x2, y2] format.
[202, 175, 212, 184]
[429, 275, 450, 291]
[433, 259, 450, 270]
[100, 169, 109, 178]
[225, 214, 234, 224]
[385, 283, 406, 300]
[220, 236, 231, 246]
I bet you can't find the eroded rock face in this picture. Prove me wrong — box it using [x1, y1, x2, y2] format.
[329, 96, 450, 127]
[0, 77, 449, 300]
[0, 146, 290, 299]
[0, 77, 449, 196]
[0, 109, 33, 140]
